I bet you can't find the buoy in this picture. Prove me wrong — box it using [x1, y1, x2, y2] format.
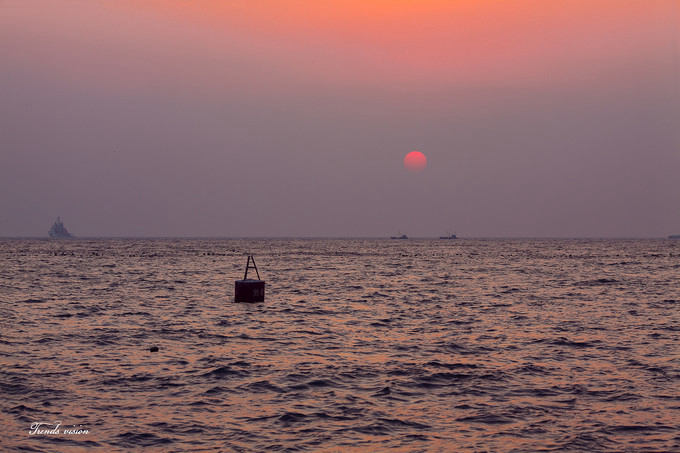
[149, 346, 159, 352]
[235, 255, 265, 302]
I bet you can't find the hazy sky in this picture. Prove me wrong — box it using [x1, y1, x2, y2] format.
[1, 1, 678, 237]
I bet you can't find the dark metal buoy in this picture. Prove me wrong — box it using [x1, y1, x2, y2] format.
[235, 255, 265, 302]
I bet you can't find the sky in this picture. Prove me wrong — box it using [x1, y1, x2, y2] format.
[1, 0, 678, 237]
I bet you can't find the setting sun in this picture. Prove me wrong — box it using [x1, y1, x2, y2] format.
[404, 151, 427, 172]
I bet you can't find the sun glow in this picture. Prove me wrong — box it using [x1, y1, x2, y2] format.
[118, 0, 657, 89]
[404, 151, 427, 172]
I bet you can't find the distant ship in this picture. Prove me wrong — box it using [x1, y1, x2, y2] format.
[48, 217, 74, 239]
[439, 232, 457, 239]
[390, 234, 408, 239]
[670, 235, 680, 239]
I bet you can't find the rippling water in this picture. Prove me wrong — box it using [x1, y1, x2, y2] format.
[1, 239, 679, 452]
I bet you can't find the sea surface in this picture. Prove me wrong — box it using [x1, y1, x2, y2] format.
[1, 239, 679, 452]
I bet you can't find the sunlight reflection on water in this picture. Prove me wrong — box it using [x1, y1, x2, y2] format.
[1, 239, 679, 452]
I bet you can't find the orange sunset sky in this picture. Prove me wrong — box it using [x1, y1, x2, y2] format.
[1, 1, 678, 237]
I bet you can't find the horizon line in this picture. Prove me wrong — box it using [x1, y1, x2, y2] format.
[1, 235, 678, 240]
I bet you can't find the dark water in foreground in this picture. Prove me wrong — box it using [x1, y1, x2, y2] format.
[1, 239, 679, 452]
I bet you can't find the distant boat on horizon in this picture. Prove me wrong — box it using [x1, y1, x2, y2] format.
[669, 235, 680, 239]
[390, 233, 408, 239]
[48, 217, 74, 239]
[439, 232, 458, 239]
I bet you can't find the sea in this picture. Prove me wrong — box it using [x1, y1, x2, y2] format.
[1, 238, 678, 452]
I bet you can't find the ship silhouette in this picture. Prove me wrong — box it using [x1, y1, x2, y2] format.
[48, 217, 74, 238]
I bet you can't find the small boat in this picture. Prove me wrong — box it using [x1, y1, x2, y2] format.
[390, 234, 408, 239]
[439, 232, 457, 239]
[669, 235, 680, 239]
[48, 217, 74, 239]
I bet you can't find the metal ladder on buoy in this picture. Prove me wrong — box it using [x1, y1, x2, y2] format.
[243, 255, 261, 280]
